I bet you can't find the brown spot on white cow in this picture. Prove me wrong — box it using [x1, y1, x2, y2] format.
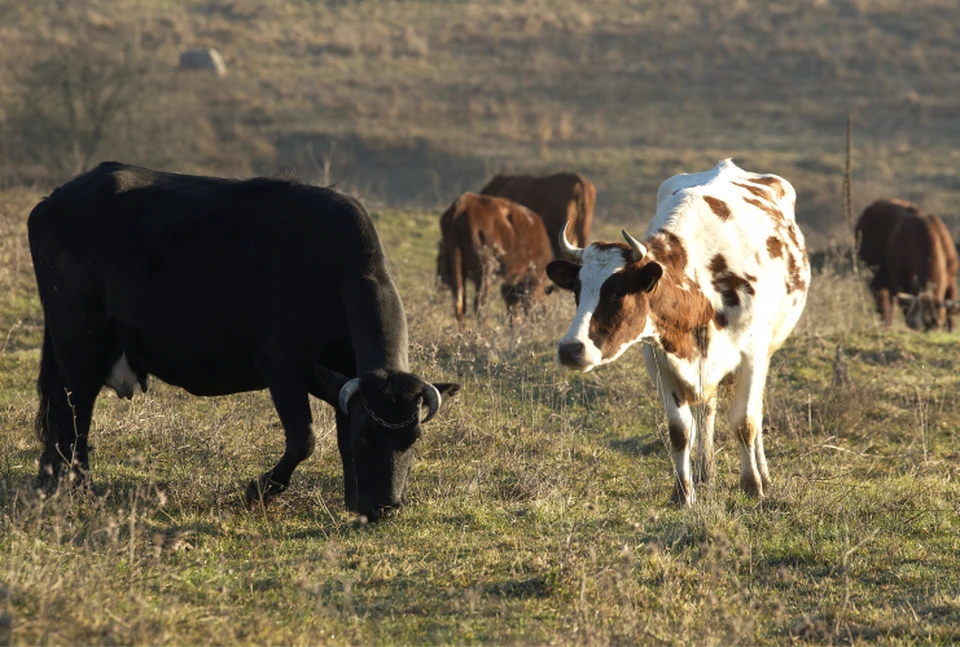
[744, 196, 784, 223]
[751, 176, 787, 200]
[645, 230, 688, 271]
[669, 419, 688, 452]
[709, 254, 755, 307]
[649, 279, 717, 361]
[766, 237, 783, 259]
[704, 196, 731, 221]
[784, 252, 806, 294]
[733, 182, 770, 201]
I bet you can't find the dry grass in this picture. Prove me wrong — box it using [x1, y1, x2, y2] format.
[2, 0, 960, 643]
[2, 196, 960, 645]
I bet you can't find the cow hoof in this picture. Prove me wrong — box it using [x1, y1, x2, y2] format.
[245, 475, 286, 507]
[694, 465, 716, 487]
[38, 462, 89, 493]
[360, 506, 401, 524]
[739, 474, 764, 499]
[671, 481, 695, 506]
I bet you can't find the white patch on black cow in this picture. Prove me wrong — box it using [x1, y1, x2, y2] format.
[105, 353, 138, 400]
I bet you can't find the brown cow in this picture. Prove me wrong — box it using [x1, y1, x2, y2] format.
[438, 193, 553, 325]
[480, 172, 596, 258]
[855, 199, 959, 331]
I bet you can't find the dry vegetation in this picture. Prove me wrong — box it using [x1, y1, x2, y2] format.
[2, 0, 960, 645]
[2, 198, 960, 645]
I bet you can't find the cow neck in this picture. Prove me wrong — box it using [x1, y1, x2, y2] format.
[642, 256, 716, 361]
[342, 272, 410, 375]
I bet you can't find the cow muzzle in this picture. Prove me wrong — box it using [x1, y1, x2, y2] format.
[558, 340, 592, 370]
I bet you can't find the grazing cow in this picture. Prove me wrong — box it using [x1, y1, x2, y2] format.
[28, 162, 460, 522]
[547, 160, 809, 505]
[480, 172, 596, 258]
[855, 199, 959, 331]
[438, 192, 553, 325]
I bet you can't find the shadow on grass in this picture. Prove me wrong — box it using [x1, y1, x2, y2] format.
[608, 434, 663, 457]
[484, 575, 554, 600]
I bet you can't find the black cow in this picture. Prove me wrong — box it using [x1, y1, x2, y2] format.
[28, 162, 460, 522]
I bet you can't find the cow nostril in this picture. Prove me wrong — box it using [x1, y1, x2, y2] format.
[558, 341, 585, 365]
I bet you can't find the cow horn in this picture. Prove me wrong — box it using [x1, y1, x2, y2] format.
[338, 378, 361, 414]
[558, 223, 584, 260]
[622, 229, 647, 262]
[896, 292, 918, 303]
[421, 383, 442, 423]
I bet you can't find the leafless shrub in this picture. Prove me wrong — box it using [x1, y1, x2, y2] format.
[1, 31, 219, 186]
[3, 40, 153, 181]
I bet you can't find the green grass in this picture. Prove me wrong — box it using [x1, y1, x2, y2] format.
[2, 193, 960, 645]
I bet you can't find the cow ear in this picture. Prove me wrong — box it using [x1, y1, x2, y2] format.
[432, 382, 461, 399]
[312, 365, 349, 407]
[632, 262, 663, 293]
[547, 260, 580, 291]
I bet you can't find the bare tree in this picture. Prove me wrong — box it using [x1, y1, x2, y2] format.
[3, 38, 153, 181]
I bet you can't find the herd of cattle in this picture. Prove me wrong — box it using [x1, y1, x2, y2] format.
[24, 159, 960, 520]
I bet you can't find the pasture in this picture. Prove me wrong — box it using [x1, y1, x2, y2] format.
[2, 192, 960, 645]
[2, 0, 960, 644]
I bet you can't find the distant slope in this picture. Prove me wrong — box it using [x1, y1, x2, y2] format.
[1, 0, 958, 245]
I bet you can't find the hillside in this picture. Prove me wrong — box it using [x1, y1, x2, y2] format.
[2, 0, 960, 246]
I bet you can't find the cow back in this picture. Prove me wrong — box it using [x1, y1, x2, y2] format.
[479, 172, 595, 254]
[648, 160, 808, 345]
[856, 199, 915, 272]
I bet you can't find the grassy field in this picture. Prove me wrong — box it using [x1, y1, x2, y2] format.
[2, 193, 960, 645]
[2, 0, 960, 644]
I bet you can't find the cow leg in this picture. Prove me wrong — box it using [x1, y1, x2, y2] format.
[335, 408, 359, 512]
[880, 287, 896, 327]
[448, 247, 467, 325]
[644, 349, 696, 505]
[694, 391, 718, 487]
[247, 372, 315, 505]
[36, 327, 104, 488]
[729, 351, 769, 498]
[754, 424, 771, 490]
[476, 275, 491, 327]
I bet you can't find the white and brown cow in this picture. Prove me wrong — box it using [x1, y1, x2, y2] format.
[547, 160, 809, 505]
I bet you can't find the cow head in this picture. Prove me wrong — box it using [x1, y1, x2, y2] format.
[897, 287, 947, 332]
[314, 366, 460, 522]
[501, 261, 552, 310]
[547, 226, 663, 371]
